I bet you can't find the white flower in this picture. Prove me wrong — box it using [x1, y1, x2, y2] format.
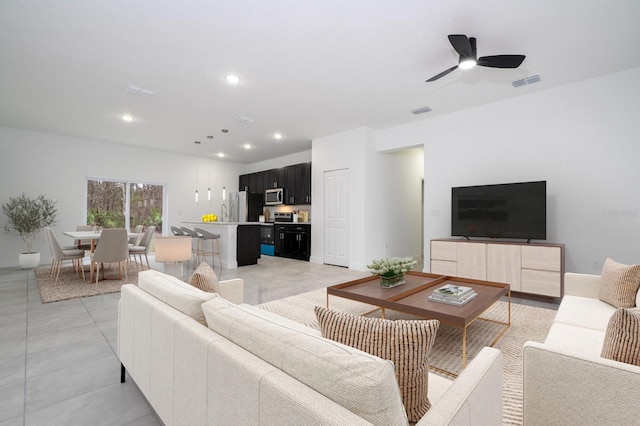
[367, 257, 417, 277]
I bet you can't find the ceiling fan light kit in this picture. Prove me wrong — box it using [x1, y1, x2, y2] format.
[426, 34, 525, 82]
[459, 58, 476, 70]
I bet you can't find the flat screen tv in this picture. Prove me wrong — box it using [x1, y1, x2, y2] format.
[451, 181, 546, 241]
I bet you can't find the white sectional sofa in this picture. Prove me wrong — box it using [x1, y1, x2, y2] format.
[118, 269, 503, 426]
[523, 272, 640, 425]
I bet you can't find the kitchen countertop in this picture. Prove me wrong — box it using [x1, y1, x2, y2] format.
[182, 221, 262, 226]
[183, 221, 311, 226]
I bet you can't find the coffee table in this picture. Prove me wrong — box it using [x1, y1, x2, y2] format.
[327, 271, 510, 374]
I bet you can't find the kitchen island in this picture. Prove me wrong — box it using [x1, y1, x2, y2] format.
[182, 221, 261, 269]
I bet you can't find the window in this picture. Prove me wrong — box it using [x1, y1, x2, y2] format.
[130, 183, 164, 231]
[86, 179, 165, 232]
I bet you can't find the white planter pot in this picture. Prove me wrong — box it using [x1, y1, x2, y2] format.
[19, 252, 40, 269]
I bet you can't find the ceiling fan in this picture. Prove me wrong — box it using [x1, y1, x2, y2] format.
[426, 34, 525, 82]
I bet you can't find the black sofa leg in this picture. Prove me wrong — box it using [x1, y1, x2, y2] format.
[121, 363, 126, 383]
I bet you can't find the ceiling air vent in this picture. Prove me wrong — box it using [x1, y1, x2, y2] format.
[512, 74, 541, 88]
[411, 106, 432, 115]
[125, 85, 154, 98]
[235, 115, 255, 125]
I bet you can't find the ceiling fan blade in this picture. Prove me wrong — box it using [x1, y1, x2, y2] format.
[477, 55, 526, 68]
[448, 34, 473, 57]
[426, 65, 459, 82]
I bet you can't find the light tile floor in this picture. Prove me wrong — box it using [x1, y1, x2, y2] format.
[0, 255, 557, 425]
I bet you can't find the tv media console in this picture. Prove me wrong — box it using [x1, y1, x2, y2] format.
[430, 239, 565, 298]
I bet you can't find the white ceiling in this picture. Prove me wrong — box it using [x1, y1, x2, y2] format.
[2, 1, 639, 164]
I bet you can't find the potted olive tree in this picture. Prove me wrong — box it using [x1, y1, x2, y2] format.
[2, 193, 57, 269]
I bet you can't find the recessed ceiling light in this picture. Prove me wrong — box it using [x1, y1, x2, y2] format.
[274, 133, 282, 140]
[243, 144, 252, 150]
[217, 152, 225, 158]
[225, 75, 240, 85]
[122, 114, 134, 122]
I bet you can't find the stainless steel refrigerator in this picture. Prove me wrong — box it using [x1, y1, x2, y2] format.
[229, 191, 264, 222]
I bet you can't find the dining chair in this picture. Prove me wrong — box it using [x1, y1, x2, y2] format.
[128, 224, 144, 246]
[90, 228, 129, 284]
[45, 227, 86, 284]
[128, 226, 155, 270]
[75, 225, 96, 250]
[194, 227, 222, 278]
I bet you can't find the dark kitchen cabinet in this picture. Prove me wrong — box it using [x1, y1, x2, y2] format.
[299, 162, 311, 204]
[239, 162, 311, 205]
[264, 168, 282, 189]
[283, 162, 311, 205]
[237, 224, 261, 266]
[274, 224, 310, 261]
[248, 172, 264, 194]
[239, 174, 249, 192]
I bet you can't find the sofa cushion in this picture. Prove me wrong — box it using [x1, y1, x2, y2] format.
[544, 322, 606, 358]
[314, 306, 439, 422]
[137, 269, 215, 325]
[554, 295, 617, 332]
[598, 258, 640, 308]
[601, 308, 640, 366]
[188, 261, 219, 293]
[201, 296, 408, 426]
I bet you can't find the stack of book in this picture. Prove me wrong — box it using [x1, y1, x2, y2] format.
[428, 284, 478, 306]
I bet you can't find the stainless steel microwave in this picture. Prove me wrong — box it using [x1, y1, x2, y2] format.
[265, 188, 284, 205]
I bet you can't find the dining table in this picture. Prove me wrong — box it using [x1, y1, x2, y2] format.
[63, 230, 140, 252]
[63, 229, 141, 282]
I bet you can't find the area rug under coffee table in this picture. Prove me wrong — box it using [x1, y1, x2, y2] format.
[35, 264, 141, 303]
[258, 288, 556, 426]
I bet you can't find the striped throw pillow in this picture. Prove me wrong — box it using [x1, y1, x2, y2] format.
[598, 258, 640, 308]
[188, 262, 219, 293]
[601, 308, 640, 366]
[314, 306, 439, 422]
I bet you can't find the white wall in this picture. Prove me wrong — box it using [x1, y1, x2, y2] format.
[0, 127, 244, 267]
[311, 127, 423, 270]
[243, 150, 312, 174]
[377, 67, 640, 274]
[378, 147, 424, 260]
[311, 127, 367, 269]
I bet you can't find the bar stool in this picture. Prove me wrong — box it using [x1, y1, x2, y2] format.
[180, 227, 204, 269]
[171, 226, 186, 236]
[194, 227, 222, 277]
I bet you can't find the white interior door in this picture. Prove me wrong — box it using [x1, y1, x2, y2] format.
[324, 169, 349, 267]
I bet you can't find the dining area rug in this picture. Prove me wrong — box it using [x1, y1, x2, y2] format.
[35, 263, 143, 303]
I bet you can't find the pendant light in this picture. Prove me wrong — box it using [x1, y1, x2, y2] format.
[207, 135, 214, 201]
[194, 141, 201, 202]
[221, 129, 229, 200]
